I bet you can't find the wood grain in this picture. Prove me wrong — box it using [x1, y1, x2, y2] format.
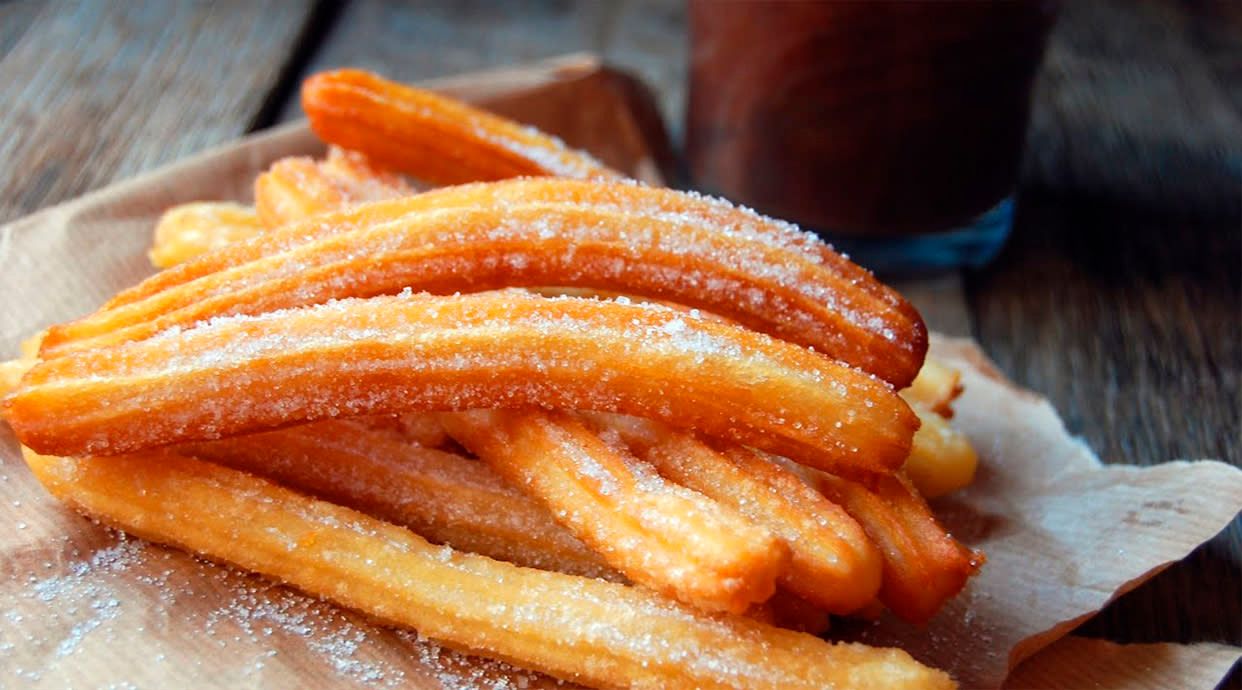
[968, 191, 1241, 653]
[970, 0, 1242, 660]
[0, 1, 42, 63]
[1024, 0, 1242, 216]
[0, 0, 316, 222]
[276, 0, 688, 139]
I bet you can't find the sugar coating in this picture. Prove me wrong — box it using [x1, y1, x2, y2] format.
[63, 178, 917, 375]
[474, 123, 610, 180]
[26, 289, 910, 471]
[1, 530, 558, 688]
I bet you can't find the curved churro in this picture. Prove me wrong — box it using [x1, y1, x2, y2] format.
[9, 291, 918, 474]
[42, 180, 925, 386]
[303, 68, 620, 185]
[149, 201, 265, 269]
[254, 148, 412, 227]
[588, 413, 882, 614]
[811, 470, 982, 624]
[180, 419, 612, 579]
[24, 448, 952, 689]
[441, 409, 786, 614]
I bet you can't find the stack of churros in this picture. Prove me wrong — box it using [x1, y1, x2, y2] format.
[3, 68, 985, 689]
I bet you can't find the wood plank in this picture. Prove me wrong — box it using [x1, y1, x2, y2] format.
[278, 0, 608, 121]
[890, 274, 973, 338]
[275, 0, 688, 139]
[0, 1, 43, 63]
[1023, 0, 1242, 216]
[971, 0, 1240, 651]
[967, 191, 1241, 648]
[0, 1, 317, 222]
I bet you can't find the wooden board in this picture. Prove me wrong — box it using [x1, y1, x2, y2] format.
[0, 1, 316, 222]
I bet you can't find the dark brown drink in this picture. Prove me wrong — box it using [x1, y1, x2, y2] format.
[687, 1, 1057, 239]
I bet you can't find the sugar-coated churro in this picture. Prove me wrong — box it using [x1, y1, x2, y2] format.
[254, 148, 411, 227]
[149, 202, 265, 269]
[587, 412, 882, 614]
[303, 68, 621, 185]
[0, 358, 31, 396]
[10, 291, 917, 475]
[811, 470, 982, 624]
[179, 419, 612, 579]
[441, 409, 786, 614]
[23, 447, 953, 690]
[45, 179, 925, 387]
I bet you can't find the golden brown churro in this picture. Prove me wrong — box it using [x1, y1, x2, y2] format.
[812, 470, 982, 624]
[303, 68, 620, 185]
[11, 291, 917, 474]
[902, 405, 979, 500]
[587, 413, 882, 614]
[23, 448, 952, 690]
[149, 201, 266, 269]
[179, 419, 612, 579]
[41, 179, 925, 387]
[254, 148, 411, 227]
[441, 409, 787, 614]
[901, 358, 964, 418]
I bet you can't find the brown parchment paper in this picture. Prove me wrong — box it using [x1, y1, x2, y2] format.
[0, 54, 1239, 689]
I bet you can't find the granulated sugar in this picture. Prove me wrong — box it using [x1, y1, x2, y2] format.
[395, 630, 556, 690]
[1, 529, 555, 688]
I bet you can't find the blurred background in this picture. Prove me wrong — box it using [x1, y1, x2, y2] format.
[0, 0, 1238, 678]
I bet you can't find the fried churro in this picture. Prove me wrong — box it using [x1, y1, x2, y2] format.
[254, 148, 411, 227]
[587, 413, 882, 614]
[149, 201, 266, 269]
[903, 405, 978, 499]
[42, 179, 925, 387]
[23, 448, 952, 689]
[179, 419, 612, 579]
[441, 409, 786, 614]
[811, 470, 982, 624]
[902, 358, 964, 418]
[303, 69, 620, 185]
[11, 291, 917, 475]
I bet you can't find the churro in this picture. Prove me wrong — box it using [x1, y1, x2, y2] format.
[149, 201, 265, 269]
[441, 409, 786, 613]
[902, 358, 964, 418]
[811, 470, 982, 624]
[903, 405, 978, 499]
[41, 179, 925, 386]
[254, 148, 411, 227]
[23, 448, 953, 689]
[587, 413, 882, 614]
[303, 68, 620, 185]
[179, 419, 612, 579]
[0, 357, 31, 395]
[10, 291, 917, 474]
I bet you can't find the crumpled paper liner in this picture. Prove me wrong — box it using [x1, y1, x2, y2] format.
[0, 54, 1238, 689]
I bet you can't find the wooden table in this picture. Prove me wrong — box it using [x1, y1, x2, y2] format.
[2, 0, 1238, 677]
